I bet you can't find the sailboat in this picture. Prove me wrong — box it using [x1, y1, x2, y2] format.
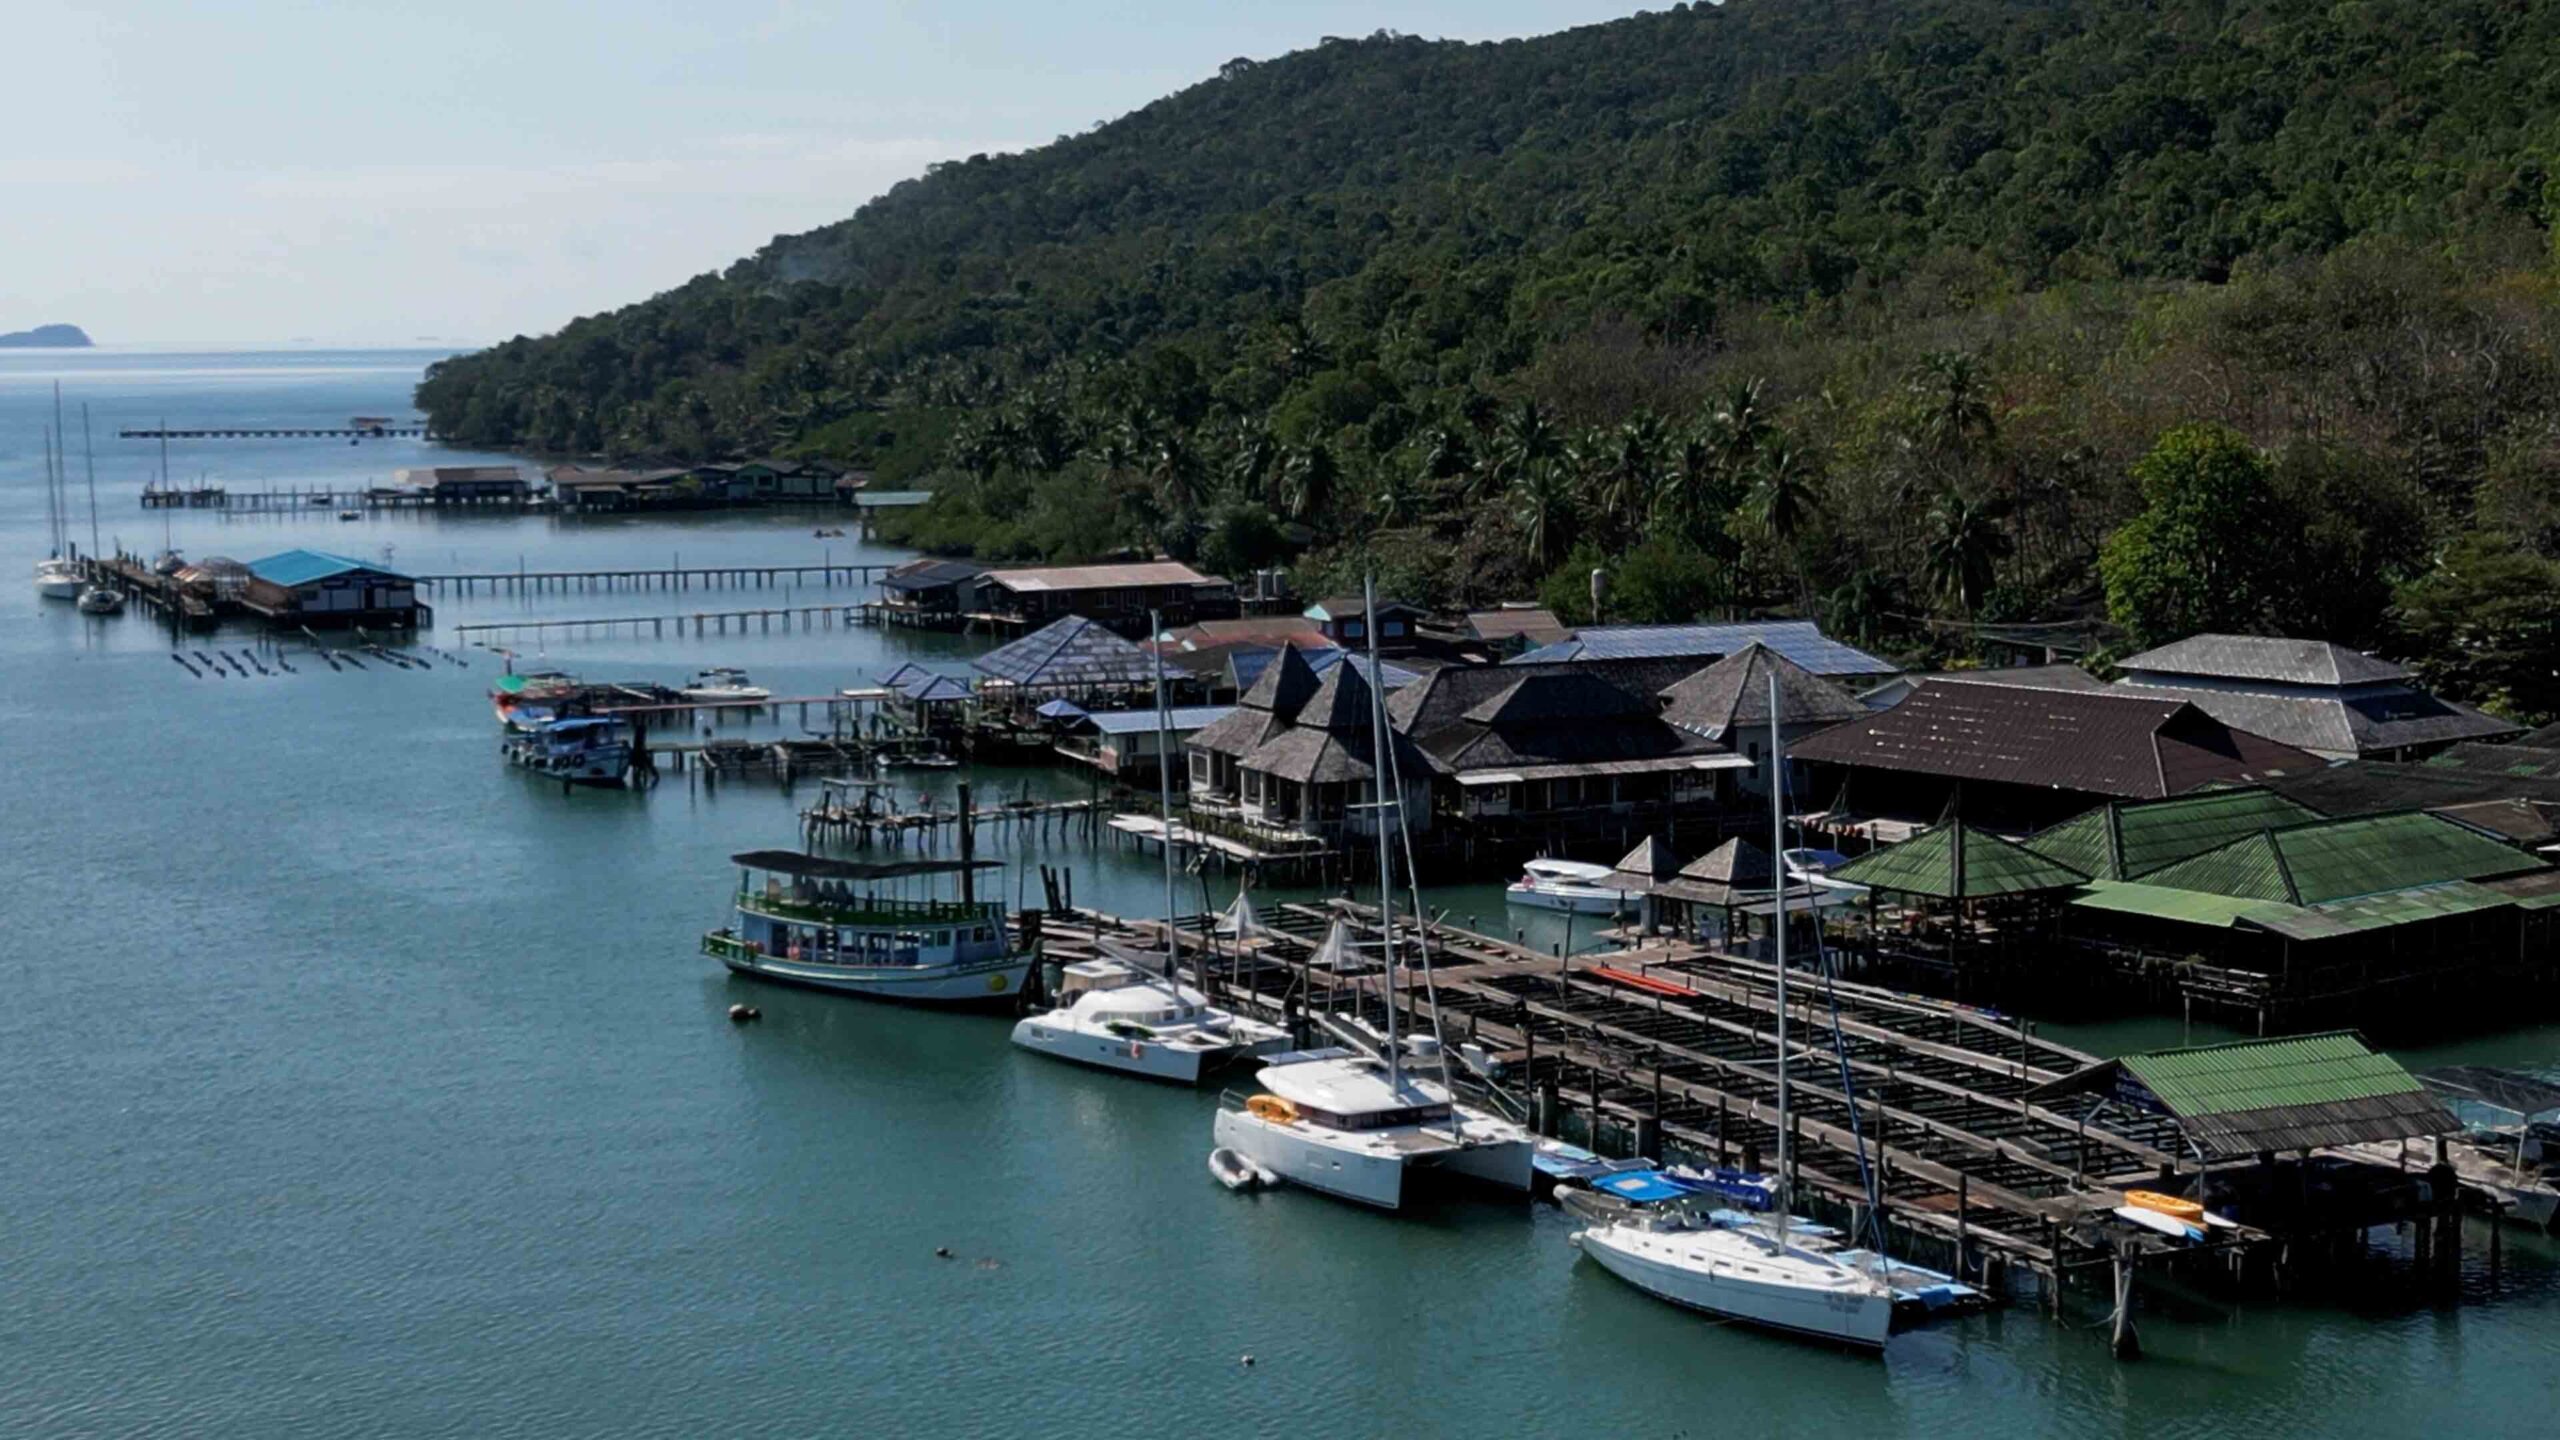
[1565, 669, 1896, 1349]
[1011, 608, 1290, 1083]
[1209, 580, 1535, 1209]
[34, 422, 79, 599]
[73, 402, 124, 615]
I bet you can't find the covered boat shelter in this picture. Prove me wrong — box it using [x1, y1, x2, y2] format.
[1828, 821, 2090, 997]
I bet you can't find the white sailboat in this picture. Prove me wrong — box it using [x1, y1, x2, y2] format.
[1568, 669, 1895, 1349]
[35, 424, 79, 598]
[1012, 608, 1290, 1083]
[1211, 579, 1534, 1208]
[73, 403, 122, 615]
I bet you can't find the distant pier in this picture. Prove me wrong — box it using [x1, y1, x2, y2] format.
[121, 426, 436, 440]
[418, 562, 893, 596]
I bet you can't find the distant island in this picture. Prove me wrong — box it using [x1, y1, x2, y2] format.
[0, 324, 92, 348]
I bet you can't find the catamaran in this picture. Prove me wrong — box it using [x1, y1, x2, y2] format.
[1012, 615, 1289, 1081]
[702, 784, 1032, 1006]
[1210, 581, 1534, 1209]
[1566, 669, 1897, 1349]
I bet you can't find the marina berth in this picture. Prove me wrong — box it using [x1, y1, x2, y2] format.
[703, 836, 1029, 1007]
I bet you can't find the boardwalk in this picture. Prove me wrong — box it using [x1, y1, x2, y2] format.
[417, 562, 893, 595]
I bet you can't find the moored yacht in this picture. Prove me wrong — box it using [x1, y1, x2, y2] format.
[34, 558, 80, 600]
[1013, 948, 1290, 1084]
[1563, 667, 1897, 1349]
[1213, 1045, 1533, 1208]
[1505, 857, 1634, 915]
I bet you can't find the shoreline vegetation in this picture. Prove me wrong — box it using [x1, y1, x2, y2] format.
[417, 0, 2560, 720]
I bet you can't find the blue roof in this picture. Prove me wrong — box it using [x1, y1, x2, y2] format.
[1084, 705, 1234, 736]
[1034, 698, 1089, 720]
[248, 548, 413, 587]
[1511, 620, 1889, 676]
[1593, 1170, 1704, 1203]
[1306, 649, 1420, 690]
[1231, 645, 1425, 693]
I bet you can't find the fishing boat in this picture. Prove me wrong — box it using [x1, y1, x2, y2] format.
[1210, 581, 1534, 1209]
[1504, 857, 1634, 915]
[488, 669, 583, 731]
[503, 715, 635, 786]
[702, 789, 1031, 1006]
[1567, 669, 1898, 1350]
[681, 667, 771, 703]
[1013, 621, 1291, 1082]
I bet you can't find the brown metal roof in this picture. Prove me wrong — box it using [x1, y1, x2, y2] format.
[1790, 681, 2317, 799]
[982, 561, 1221, 593]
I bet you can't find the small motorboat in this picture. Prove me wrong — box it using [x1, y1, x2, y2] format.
[681, 667, 772, 703]
[1504, 857, 1634, 915]
[75, 584, 124, 615]
[335, 508, 362, 521]
[1209, 1146, 1278, 1192]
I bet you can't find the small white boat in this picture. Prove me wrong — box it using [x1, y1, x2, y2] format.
[681, 667, 772, 703]
[76, 584, 124, 615]
[1505, 857, 1635, 915]
[34, 558, 80, 600]
[335, 508, 362, 521]
[1209, 1147, 1277, 1191]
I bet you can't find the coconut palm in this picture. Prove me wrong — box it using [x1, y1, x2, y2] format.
[1283, 442, 1338, 522]
[1920, 489, 2013, 618]
[1915, 350, 1996, 455]
[1512, 463, 1575, 570]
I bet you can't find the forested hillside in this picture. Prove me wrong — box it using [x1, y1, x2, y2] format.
[418, 0, 2560, 711]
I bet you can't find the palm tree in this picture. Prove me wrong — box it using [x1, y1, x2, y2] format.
[1495, 399, 1562, 487]
[1512, 463, 1575, 571]
[1149, 432, 1208, 520]
[1372, 467, 1421, 528]
[1594, 412, 1666, 541]
[1283, 443, 1338, 523]
[1749, 440, 1820, 548]
[1225, 419, 1280, 508]
[1920, 490, 2013, 618]
[1420, 424, 1474, 486]
[1915, 350, 1996, 455]
[1711, 378, 1771, 473]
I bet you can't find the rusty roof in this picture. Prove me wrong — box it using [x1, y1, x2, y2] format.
[982, 561, 1221, 593]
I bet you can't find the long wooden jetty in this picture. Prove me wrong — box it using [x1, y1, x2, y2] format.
[1036, 902, 2473, 1346]
[140, 484, 536, 512]
[418, 562, 892, 596]
[451, 603, 872, 644]
[122, 426, 434, 440]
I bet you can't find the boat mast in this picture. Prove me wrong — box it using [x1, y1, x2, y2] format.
[1148, 608, 1182, 987]
[82, 403, 103, 562]
[1769, 667, 1791, 1232]
[53, 382, 69, 556]
[42, 425, 59, 557]
[1363, 576, 1402, 1089]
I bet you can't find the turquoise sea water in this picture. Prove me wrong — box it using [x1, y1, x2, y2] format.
[2, 350, 2556, 1436]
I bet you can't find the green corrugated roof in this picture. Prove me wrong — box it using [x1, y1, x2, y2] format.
[2243, 879, 2514, 940]
[2071, 881, 2270, 928]
[2136, 810, 2541, 905]
[2026, 788, 2326, 881]
[1830, 822, 2089, 900]
[2119, 1032, 2425, 1116]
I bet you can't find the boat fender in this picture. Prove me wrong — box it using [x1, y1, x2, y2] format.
[728, 1005, 761, 1024]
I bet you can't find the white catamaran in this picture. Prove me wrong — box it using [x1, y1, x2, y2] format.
[1211, 580, 1534, 1209]
[1567, 670, 1896, 1349]
[1013, 614, 1289, 1083]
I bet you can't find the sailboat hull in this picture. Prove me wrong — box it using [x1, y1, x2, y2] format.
[1575, 1225, 1893, 1349]
[36, 575, 79, 600]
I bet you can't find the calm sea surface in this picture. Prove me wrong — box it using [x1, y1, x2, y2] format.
[2, 349, 2555, 1437]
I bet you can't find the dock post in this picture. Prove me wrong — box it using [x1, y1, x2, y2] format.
[2111, 1241, 2142, 1360]
[1533, 1077, 1559, 1138]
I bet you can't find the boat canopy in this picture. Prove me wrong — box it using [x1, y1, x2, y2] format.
[729, 849, 1001, 881]
[2423, 1065, 2560, 1122]
[1592, 1170, 1702, 1204]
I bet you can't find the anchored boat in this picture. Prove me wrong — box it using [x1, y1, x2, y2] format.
[681, 667, 771, 703]
[703, 787, 1030, 1006]
[503, 715, 635, 786]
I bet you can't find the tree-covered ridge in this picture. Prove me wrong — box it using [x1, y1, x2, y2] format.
[418, 0, 2560, 711]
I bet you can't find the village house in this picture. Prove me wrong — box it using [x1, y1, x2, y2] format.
[972, 560, 1239, 636]
[391, 465, 531, 504]
[1658, 641, 1871, 797]
[2112, 633, 2519, 761]
[240, 549, 427, 630]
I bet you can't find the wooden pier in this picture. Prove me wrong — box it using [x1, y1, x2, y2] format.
[451, 603, 873, 644]
[122, 426, 435, 440]
[801, 783, 1105, 848]
[419, 561, 892, 596]
[140, 484, 538, 512]
[1036, 902, 2475, 1343]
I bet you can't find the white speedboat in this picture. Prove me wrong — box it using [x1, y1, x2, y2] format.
[1505, 857, 1634, 915]
[682, 667, 772, 703]
[1565, 1171, 1894, 1348]
[35, 558, 80, 600]
[702, 809, 1030, 1007]
[76, 584, 124, 615]
[1212, 1047, 1534, 1209]
[1012, 951, 1290, 1085]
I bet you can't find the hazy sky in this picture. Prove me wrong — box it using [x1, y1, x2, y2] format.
[8, 2, 1641, 347]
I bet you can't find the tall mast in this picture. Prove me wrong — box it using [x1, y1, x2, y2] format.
[42, 425, 58, 556]
[1364, 576, 1402, 1088]
[53, 382, 69, 556]
[1769, 667, 1791, 1226]
[82, 403, 102, 560]
[1149, 608, 1182, 986]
